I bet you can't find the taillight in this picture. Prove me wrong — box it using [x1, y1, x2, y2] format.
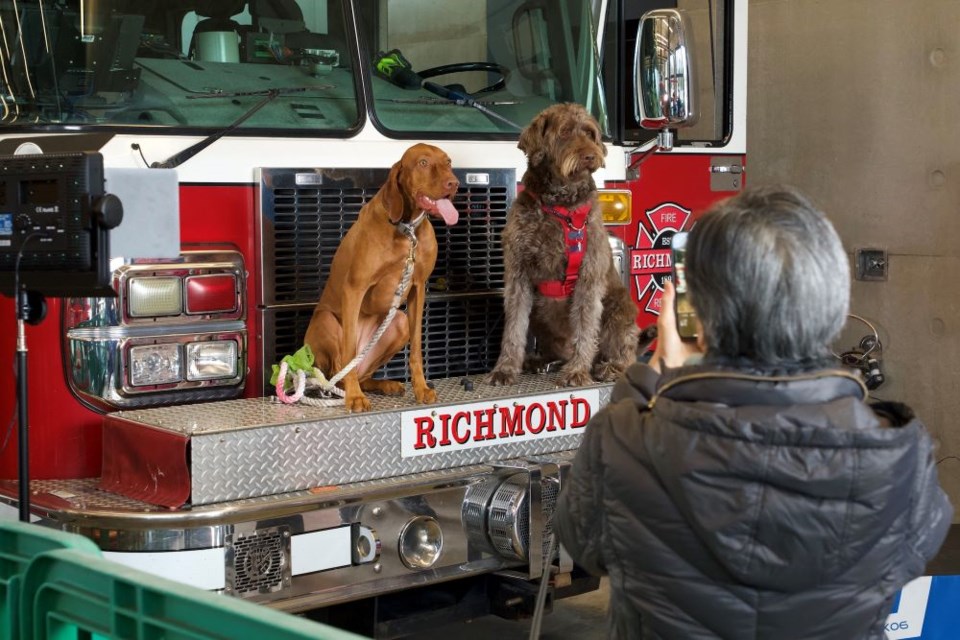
[185, 274, 238, 315]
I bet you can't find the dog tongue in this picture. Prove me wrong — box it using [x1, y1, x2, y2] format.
[436, 198, 459, 225]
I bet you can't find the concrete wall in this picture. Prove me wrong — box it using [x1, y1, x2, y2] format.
[747, 0, 960, 516]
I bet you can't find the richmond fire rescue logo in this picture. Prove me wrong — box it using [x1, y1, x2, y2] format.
[630, 202, 692, 315]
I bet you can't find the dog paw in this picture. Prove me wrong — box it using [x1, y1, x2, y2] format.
[559, 367, 593, 388]
[592, 362, 625, 382]
[414, 385, 437, 404]
[486, 368, 517, 386]
[345, 393, 372, 413]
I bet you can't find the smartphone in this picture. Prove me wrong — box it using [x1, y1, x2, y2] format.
[671, 232, 698, 341]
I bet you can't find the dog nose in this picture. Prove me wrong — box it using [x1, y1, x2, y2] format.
[582, 153, 596, 165]
[446, 177, 460, 192]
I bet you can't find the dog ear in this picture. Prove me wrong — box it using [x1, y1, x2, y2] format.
[380, 161, 405, 223]
[518, 113, 547, 166]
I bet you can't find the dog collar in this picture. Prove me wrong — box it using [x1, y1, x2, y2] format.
[393, 211, 426, 246]
[538, 203, 591, 299]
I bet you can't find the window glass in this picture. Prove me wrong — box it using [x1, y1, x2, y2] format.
[0, 0, 359, 132]
[358, 0, 610, 137]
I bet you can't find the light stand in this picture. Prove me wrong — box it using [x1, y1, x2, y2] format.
[14, 288, 46, 522]
[0, 151, 121, 523]
[16, 294, 30, 522]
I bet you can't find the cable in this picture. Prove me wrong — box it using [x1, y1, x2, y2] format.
[131, 143, 151, 167]
[528, 531, 558, 640]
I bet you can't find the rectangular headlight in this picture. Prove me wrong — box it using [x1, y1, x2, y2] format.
[186, 341, 238, 381]
[129, 343, 182, 386]
[128, 276, 183, 317]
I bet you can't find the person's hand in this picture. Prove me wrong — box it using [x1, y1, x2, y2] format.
[649, 279, 704, 373]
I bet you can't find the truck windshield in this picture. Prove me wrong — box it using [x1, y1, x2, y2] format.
[358, 0, 608, 136]
[0, 0, 608, 137]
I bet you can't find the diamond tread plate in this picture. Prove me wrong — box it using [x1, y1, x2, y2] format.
[113, 373, 605, 435]
[113, 374, 612, 505]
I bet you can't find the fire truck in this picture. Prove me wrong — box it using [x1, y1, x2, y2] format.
[0, 0, 744, 636]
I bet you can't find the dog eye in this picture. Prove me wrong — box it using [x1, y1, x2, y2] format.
[418, 158, 429, 167]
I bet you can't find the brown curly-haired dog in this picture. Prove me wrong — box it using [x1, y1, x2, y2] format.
[487, 103, 639, 388]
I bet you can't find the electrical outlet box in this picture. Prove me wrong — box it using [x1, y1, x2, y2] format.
[856, 248, 888, 281]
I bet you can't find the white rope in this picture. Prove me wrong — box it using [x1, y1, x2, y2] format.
[275, 219, 421, 407]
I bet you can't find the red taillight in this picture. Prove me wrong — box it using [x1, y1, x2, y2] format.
[185, 274, 237, 315]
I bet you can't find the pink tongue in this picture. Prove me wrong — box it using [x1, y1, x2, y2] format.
[437, 198, 459, 225]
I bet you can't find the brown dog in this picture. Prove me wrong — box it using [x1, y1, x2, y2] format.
[488, 103, 639, 388]
[304, 143, 459, 412]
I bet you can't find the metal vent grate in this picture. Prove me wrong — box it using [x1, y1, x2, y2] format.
[268, 294, 505, 384]
[259, 167, 514, 390]
[262, 168, 513, 306]
[540, 476, 560, 563]
[226, 527, 290, 597]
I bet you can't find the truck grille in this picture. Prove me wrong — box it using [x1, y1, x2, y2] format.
[259, 168, 514, 385]
[269, 294, 505, 382]
[261, 168, 513, 305]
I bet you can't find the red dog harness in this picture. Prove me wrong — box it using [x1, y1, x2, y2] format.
[537, 202, 591, 299]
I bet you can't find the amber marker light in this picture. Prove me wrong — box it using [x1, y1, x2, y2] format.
[598, 189, 632, 225]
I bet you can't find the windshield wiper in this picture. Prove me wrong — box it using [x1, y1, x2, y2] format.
[152, 87, 320, 169]
[418, 81, 522, 131]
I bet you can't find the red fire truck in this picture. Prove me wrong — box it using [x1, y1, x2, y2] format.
[0, 0, 744, 636]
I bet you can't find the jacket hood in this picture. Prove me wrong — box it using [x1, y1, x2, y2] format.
[634, 364, 924, 591]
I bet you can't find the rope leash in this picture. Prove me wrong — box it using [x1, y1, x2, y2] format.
[274, 217, 422, 406]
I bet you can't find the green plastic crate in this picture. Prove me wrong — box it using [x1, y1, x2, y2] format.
[0, 521, 101, 640]
[20, 548, 367, 640]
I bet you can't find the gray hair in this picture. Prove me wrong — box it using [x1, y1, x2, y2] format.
[685, 185, 850, 364]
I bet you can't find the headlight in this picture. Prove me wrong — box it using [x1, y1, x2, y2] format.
[186, 340, 238, 381]
[129, 343, 182, 386]
[398, 516, 443, 570]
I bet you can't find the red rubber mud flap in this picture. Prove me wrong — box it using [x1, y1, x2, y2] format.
[99, 415, 191, 509]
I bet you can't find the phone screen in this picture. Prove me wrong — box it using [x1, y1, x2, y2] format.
[671, 232, 698, 341]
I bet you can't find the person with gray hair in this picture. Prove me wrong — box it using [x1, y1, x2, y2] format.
[553, 185, 952, 640]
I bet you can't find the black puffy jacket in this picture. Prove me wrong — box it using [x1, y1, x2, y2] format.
[554, 361, 953, 640]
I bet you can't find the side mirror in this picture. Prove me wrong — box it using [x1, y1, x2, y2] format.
[633, 9, 698, 141]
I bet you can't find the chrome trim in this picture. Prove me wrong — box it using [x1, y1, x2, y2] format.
[121, 330, 246, 394]
[67, 329, 246, 408]
[68, 320, 247, 340]
[62, 250, 248, 410]
[113, 251, 245, 326]
[11, 456, 578, 610]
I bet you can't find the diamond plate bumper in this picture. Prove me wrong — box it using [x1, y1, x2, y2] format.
[100, 374, 612, 507]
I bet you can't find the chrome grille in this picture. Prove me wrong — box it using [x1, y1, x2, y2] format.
[267, 295, 505, 383]
[541, 476, 560, 563]
[260, 168, 514, 306]
[259, 167, 514, 388]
